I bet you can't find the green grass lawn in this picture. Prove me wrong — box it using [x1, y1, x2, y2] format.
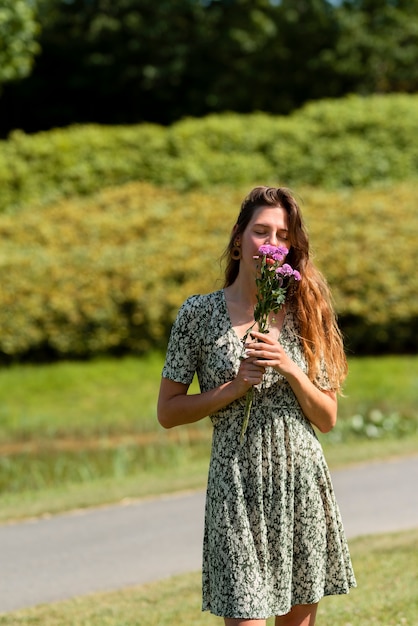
[0, 354, 418, 444]
[1, 528, 417, 625]
[0, 352, 165, 441]
[0, 354, 416, 441]
[0, 354, 417, 522]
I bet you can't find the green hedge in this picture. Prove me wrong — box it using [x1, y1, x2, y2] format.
[1, 94, 418, 214]
[0, 182, 416, 361]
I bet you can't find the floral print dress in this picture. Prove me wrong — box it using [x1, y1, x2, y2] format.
[162, 290, 356, 619]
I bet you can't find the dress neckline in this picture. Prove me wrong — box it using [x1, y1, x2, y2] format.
[220, 288, 288, 344]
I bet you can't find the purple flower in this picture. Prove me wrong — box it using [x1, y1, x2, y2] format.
[292, 270, 301, 281]
[272, 246, 289, 261]
[275, 264, 301, 281]
[258, 244, 288, 259]
[276, 263, 293, 277]
[258, 244, 276, 256]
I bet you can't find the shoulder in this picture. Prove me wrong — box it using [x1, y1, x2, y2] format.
[174, 290, 223, 326]
[179, 290, 222, 314]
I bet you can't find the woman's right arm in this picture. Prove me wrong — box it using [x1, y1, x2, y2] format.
[157, 357, 264, 429]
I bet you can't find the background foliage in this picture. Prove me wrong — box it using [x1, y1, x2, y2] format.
[0, 179, 416, 362]
[1, 0, 418, 134]
[0, 0, 40, 87]
[1, 93, 418, 214]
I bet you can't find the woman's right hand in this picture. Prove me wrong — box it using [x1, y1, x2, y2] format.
[158, 357, 264, 429]
[234, 355, 265, 395]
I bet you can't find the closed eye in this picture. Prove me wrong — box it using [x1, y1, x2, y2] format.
[253, 225, 289, 240]
[277, 231, 289, 241]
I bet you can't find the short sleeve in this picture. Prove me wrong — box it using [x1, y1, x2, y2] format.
[314, 356, 334, 391]
[161, 295, 203, 385]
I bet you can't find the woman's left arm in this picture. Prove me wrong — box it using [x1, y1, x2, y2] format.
[246, 331, 337, 433]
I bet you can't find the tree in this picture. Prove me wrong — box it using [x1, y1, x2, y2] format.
[0, 0, 40, 87]
[326, 0, 418, 93]
[0, 0, 210, 129]
[1, 0, 418, 134]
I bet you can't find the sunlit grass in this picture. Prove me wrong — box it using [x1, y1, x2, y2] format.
[0, 353, 165, 440]
[0, 354, 416, 522]
[1, 528, 417, 625]
[339, 355, 418, 419]
[0, 354, 416, 441]
[0, 459, 211, 524]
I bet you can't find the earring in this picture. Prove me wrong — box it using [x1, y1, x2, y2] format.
[230, 240, 241, 260]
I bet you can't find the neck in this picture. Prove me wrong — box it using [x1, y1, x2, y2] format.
[226, 275, 258, 309]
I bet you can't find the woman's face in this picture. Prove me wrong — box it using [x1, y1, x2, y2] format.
[239, 205, 289, 269]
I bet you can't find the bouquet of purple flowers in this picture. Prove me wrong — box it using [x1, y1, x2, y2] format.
[240, 244, 301, 443]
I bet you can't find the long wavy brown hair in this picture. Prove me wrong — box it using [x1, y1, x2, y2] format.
[222, 186, 347, 392]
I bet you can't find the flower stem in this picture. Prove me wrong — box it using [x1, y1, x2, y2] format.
[240, 386, 254, 444]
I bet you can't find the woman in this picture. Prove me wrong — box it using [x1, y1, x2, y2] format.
[157, 187, 356, 626]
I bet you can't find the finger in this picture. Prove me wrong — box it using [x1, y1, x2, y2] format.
[243, 372, 264, 385]
[247, 331, 276, 346]
[248, 344, 280, 358]
[254, 355, 275, 367]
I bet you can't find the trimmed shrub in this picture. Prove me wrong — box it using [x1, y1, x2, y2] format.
[301, 185, 417, 354]
[1, 94, 418, 214]
[0, 181, 416, 361]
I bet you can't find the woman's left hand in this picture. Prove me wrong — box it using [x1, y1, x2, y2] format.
[244, 330, 294, 377]
[245, 331, 338, 433]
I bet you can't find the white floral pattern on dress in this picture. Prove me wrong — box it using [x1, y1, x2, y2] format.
[162, 290, 356, 619]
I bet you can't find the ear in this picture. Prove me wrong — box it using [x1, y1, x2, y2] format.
[232, 224, 240, 241]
